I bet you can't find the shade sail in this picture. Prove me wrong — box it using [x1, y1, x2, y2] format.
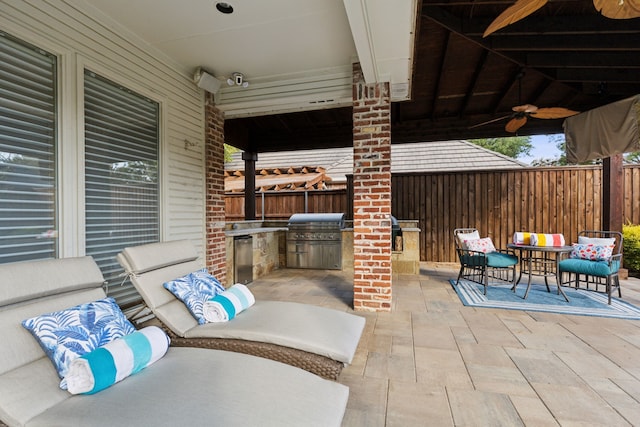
[564, 95, 640, 163]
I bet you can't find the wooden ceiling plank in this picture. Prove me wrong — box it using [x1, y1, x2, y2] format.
[556, 68, 640, 83]
[526, 52, 640, 68]
[461, 14, 640, 36]
[492, 34, 640, 51]
[429, 31, 450, 119]
[460, 50, 488, 116]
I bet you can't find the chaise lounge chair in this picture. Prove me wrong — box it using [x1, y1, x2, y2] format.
[116, 240, 366, 380]
[0, 256, 349, 427]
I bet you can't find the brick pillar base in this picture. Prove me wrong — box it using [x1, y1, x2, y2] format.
[205, 92, 227, 284]
[352, 63, 392, 312]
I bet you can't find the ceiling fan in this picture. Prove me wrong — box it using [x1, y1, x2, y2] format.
[470, 73, 580, 133]
[484, 0, 640, 38]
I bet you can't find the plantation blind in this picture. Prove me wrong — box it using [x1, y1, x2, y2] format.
[84, 70, 159, 309]
[0, 33, 57, 264]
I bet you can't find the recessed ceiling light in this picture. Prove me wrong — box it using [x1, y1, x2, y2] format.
[216, 2, 234, 14]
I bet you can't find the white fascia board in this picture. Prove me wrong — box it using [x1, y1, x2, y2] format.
[343, 0, 378, 83]
[344, 0, 418, 101]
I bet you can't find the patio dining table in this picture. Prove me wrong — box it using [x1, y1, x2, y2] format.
[506, 243, 573, 302]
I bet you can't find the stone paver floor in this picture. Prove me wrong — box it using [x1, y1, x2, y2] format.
[248, 263, 640, 426]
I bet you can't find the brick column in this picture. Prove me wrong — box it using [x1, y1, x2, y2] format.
[352, 63, 392, 312]
[205, 92, 227, 284]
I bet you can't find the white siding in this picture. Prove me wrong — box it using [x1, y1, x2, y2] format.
[0, 0, 206, 255]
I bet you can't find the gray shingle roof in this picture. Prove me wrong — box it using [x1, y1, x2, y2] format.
[226, 140, 527, 184]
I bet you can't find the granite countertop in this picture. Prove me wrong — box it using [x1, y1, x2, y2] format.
[225, 227, 288, 237]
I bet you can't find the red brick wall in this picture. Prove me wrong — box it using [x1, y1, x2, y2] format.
[205, 92, 227, 284]
[352, 63, 392, 312]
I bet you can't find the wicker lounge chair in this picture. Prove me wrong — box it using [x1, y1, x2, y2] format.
[116, 240, 366, 380]
[0, 256, 349, 427]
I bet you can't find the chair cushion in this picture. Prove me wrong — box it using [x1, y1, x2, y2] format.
[486, 252, 518, 268]
[184, 301, 365, 364]
[456, 230, 480, 249]
[559, 258, 619, 276]
[578, 236, 616, 247]
[570, 243, 614, 261]
[26, 348, 349, 427]
[465, 237, 496, 253]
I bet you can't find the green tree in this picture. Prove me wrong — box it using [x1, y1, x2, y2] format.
[111, 160, 158, 184]
[530, 134, 639, 166]
[625, 152, 640, 164]
[469, 136, 532, 159]
[530, 134, 568, 166]
[224, 144, 239, 163]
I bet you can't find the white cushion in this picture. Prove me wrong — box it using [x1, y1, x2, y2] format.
[465, 237, 496, 253]
[578, 236, 616, 247]
[185, 301, 365, 364]
[26, 348, 349, 427]
[457, 230, 480, 249]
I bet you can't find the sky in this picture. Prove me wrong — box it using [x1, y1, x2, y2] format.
[519, 134, 563, 164]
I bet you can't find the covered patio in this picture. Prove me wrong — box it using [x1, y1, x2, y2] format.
[2, 2, 640, 425]
[250, 264, 640, 426]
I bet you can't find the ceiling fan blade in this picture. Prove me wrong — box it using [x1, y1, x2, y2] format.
[505, 116, 527, 133]
[593, 0, 640, 19]
[468, 114, 512, 129]
[530, 107, 580, 119]
[483, 0, 548, 37]
[513, 104, 538, 113]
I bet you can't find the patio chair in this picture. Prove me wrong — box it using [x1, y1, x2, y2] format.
[0, 256, 348, 427]
[558, 230, 623, 304]
[453, 228, 518, 295]
[116, 240, 365, 380]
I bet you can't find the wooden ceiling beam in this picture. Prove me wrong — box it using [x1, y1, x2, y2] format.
[459, 14, 640, 36]
[526, 52, 640, 68]
[490, 34, 640, 51]
[489, 67, 522, 115]
[556, 68, 640, 83]
[459, 49, 488, 116]
[429, 31, 451, 119]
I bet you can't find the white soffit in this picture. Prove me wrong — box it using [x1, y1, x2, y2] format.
[216, 66, 354, 118]
[73, 0, 417, 117]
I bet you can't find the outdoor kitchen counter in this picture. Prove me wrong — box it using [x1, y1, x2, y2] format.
[225, 226, 288, 286]
[225, 227, 288, 237]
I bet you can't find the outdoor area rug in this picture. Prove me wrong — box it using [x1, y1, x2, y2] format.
[450, 279, 640, 320]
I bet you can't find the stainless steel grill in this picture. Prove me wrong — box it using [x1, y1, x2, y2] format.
[286, 213, 345, 270]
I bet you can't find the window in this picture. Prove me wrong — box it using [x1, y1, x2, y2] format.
[84, 71, 160, 308]
[0, 33, 57, 264]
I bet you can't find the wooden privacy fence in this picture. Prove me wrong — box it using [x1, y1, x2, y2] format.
[225, 190, 348, 222]
[225, 165, 640, 263]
